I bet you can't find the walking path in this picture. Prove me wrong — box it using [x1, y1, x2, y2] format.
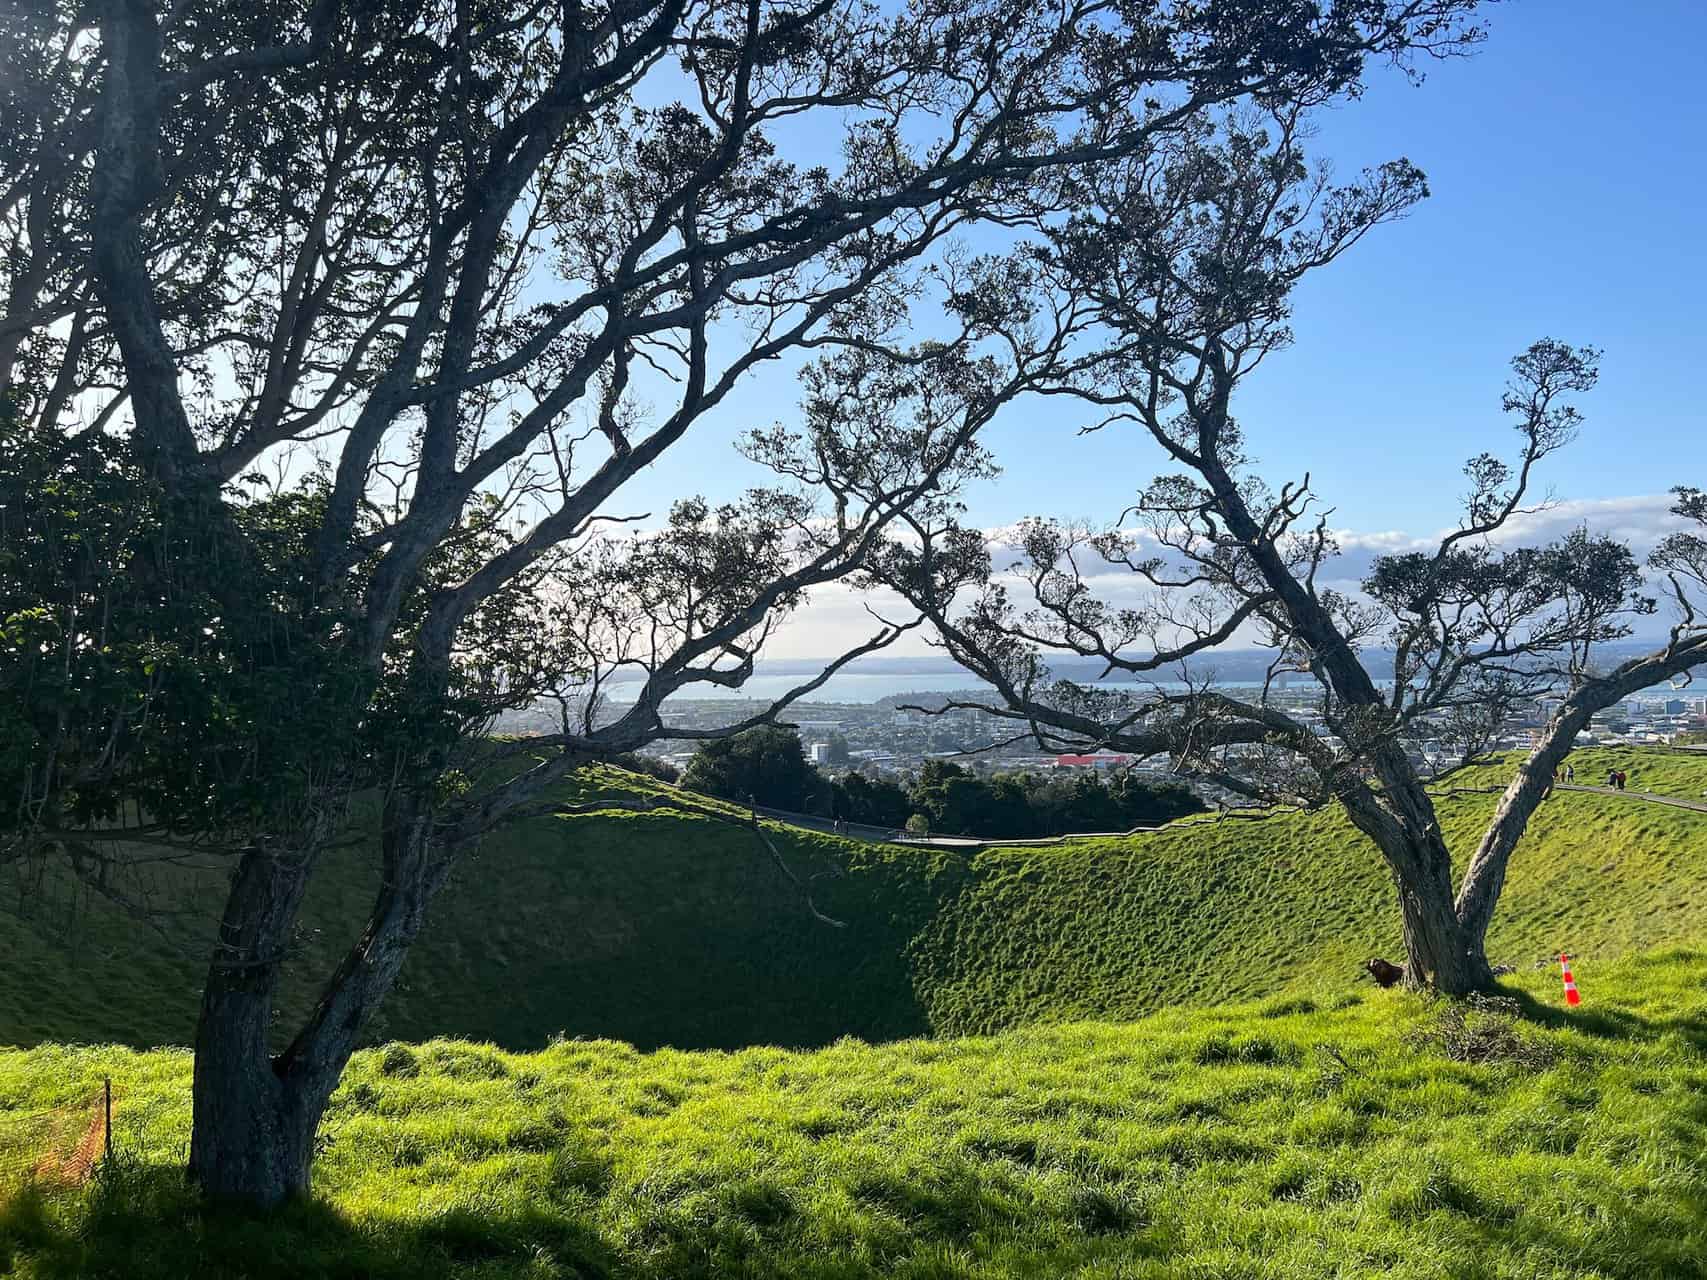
[1556, 783, 1707, 814]
[751, 778, 1707, 851]
[749, 803, 1164, 850]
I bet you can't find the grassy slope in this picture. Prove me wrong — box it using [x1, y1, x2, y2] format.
[915, 784, 1707, 1034]
[1467, 746, 1707, 800]
[5, 753, 1707, 1052]
[3, 947, 1705, 1279]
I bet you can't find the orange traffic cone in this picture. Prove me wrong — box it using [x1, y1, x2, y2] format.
[1559, 953, 1581, 1006]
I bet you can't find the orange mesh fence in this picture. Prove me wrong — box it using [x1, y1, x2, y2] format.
[0, 1080, 111, 1192]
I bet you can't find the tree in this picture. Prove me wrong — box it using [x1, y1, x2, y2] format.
[871, 110, 1707, 995]
[1106, 770, 1201, 827]
[909, 760, 997, 835]
[901, 760, 1201, 837]
[0, 0, 1489, 1204]
[681, 725, 825, 811]
[831, 770, 910, 827]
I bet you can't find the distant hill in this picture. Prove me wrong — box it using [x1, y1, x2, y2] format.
[4, 749, 1707, 1052]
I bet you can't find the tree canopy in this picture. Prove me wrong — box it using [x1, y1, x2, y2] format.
[679, 730, 1203, 834]
[863, 109, 1707, 993]
[1, 0, 1491, 1205]
[681, 725, 830, 813]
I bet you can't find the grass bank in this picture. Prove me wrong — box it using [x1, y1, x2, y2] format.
[5, 755, 1707, 1050]
[3, 946, 1704, 1279]
[1464, 745, 1707, 800]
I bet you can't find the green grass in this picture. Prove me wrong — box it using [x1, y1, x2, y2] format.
[910, 785, 1707, 1032]
[4, 947, 1705, 1278]
[1464, 746, 1707, 801]
[4, 753, 1707, 1276]
[5, 752, 1707, 1051]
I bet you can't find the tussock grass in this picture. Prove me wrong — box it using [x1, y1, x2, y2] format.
[3, 948, 1705, 1278]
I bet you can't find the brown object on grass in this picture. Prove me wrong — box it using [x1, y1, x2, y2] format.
[1366, 957, 1406, 988]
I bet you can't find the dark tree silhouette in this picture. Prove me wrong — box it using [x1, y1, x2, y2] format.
[1, 0, 1487, 1203]
[682, 726, 827, 812]
[869, 110, 1707, 994]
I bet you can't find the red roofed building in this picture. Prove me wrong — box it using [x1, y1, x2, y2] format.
[1055, 753, 1131, 768]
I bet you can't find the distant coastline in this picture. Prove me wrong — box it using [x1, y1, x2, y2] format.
[589, 641, 1671, 706]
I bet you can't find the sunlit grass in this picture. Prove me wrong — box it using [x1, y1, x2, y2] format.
[4, 948, 1705, 1278]
[5, 757, 1707, 1276]
[1469, 745, 1707, 801]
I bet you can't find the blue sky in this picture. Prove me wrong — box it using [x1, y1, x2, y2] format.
[603, 1, 1707, 655]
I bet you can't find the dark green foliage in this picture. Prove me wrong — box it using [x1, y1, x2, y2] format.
[0, 408, 372, 841]
[682, 733, 1205, 837]
[681, 727, 832, 813]
[909, 761, 1027, 835]
[0, 409, 560, 857]
[904, 761, 1204, 837]
[832, 771, 911, 827]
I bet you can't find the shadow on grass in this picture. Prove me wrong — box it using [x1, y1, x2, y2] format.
[1497, 956, 1707, 1051]
[0, 1161, 624, 1280]
[0, 1154, 1170, 1280]
[1501, 987, 1655, 1040]
[8, 1107, 1707, 1280]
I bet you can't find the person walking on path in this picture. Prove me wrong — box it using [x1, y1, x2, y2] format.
[1565, 764, 1575, 784]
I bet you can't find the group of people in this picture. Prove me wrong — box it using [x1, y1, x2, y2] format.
[1543, 762, 1632, 795]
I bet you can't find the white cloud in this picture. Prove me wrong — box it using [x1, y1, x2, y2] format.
[762, 493, 1695, 658]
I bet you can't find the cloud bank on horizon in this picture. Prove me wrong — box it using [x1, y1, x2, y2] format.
[764, 492, 1695, 660]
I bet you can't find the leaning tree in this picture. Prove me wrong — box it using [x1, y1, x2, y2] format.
[0, 0, 1491, 1205]
[865, 107, 1707, 995]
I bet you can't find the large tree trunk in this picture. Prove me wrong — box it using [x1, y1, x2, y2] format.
[188, 793, 453, 1207]
[1395, 873, 1495, 995]
[187, 1015, 320, 1205]
[187, 841, 322, 1204]
[1341, 777, 1497, 996]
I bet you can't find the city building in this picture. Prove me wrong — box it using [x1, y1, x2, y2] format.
[1055, 752, 1132, 769]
